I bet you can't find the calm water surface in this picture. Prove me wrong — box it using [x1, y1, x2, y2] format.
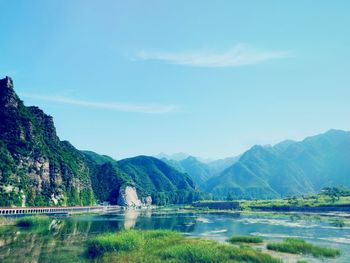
[0, 208, 349, 263]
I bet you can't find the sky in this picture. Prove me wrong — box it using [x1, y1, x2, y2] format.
[1, 0, 350, 160]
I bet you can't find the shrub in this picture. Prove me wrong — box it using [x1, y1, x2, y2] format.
[228, 236, 263, 244]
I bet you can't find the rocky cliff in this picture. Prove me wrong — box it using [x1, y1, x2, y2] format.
[0, 77, 198, 207]
[0, 77, 94, 206]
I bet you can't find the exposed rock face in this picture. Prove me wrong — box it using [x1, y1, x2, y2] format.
[117, 186, 152, 207]
[142, 196, 152, 206]
[118, 186, 142, 207]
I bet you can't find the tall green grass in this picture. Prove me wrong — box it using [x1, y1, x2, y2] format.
[267, 238, 340, 258]
[228, 235, 263, 244]
[16, 216, 49, 228]
[87, 230, 281, 262]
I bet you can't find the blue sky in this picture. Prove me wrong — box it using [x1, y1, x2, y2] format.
[1, 1, 350, 159]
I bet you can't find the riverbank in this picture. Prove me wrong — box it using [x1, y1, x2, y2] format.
[192, 189, 350, 213]
[249, 203, 350, 212]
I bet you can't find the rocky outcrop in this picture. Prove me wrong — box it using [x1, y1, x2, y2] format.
[118, 186, 142, 207]
[142, 196, 152, 206]
[117, 186, 153, 207]
[0, 77, 18, 109]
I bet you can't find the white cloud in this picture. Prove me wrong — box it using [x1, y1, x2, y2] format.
[19, 94, 178, 114]
[136, 44, 290, 67]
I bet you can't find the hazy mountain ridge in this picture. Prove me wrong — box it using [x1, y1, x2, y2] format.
[204, 130, 350, 199]
[161, 155, 238, 187]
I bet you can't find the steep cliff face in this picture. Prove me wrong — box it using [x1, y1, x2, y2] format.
[0, 77, 94, 206]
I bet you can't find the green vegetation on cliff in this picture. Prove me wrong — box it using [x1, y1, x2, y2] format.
[0, 77, 197, 207]
[0, 77, 95, 206]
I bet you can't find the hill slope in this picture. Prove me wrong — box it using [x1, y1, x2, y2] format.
[118, 156, 198, 205]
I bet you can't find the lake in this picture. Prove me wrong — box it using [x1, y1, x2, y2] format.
[0, 208, 349, 262]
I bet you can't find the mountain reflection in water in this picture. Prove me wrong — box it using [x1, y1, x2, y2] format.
[0, 209, 349, 263]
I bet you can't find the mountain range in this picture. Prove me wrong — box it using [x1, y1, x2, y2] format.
[203, 130, 350, 199]
[1, 76, 349, 206]
[161, 156, 238, 186]
[161, 131, 350, 200]
[0, 77, 198, 207]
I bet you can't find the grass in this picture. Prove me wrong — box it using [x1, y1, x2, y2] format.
[240, 195, 350, 210]
[267, 238, 340, 258]
[15, 216, 49, 228]
[0, 216, 15, 226]
[228, 235, 263, 244]
[87, 230, 281, 263]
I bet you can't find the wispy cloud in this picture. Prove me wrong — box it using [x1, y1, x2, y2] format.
[136, 44, 290, 67]
[19, 94, 178, 114]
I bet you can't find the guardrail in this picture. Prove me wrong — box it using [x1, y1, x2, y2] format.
[0, 205, 120, 215]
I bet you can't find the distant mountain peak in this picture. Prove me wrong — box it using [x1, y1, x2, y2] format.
[325, 129, 349, 136]
[183, 156, 199, 162]
[156, 152, 190, 161]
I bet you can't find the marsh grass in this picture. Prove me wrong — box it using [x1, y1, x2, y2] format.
[87, 230, 281, 263]
[228, 235, 263, 244]
[267, 238, 340, 258]
[329, 219, 346, 228]
[16, 216, 49, 228]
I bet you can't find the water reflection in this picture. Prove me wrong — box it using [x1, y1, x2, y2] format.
[124, 209, 140, 229]
[0, 210, 349, 262]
